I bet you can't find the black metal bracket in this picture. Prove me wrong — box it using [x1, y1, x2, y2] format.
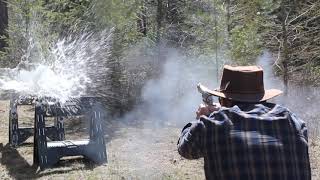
[9, 96, 65, 147]
[33, 97, 107, 170]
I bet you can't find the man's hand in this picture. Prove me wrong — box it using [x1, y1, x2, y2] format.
[196, 103, 221, 119]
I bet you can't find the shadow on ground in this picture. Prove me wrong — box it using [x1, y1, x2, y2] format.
[0, 143, 97, 179]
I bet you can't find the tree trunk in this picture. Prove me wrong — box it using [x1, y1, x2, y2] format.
[156, 0, 163, 44]
[166, 0, 185, 47]
[0, 0, 8, 51]
[281, 0, 289, 95]
[226, 0, 231, 35]
[137, 0, 147, 36]
[214, 0, 219, 83]
[154, 0, 164, 76]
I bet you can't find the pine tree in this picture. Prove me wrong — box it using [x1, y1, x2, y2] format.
[0, 0, 8, 51]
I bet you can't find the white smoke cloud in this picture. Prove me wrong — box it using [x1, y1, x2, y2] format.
[122, 49, 320, 139]
[120, 49, 227, 127]
[258, 50, 320, 139]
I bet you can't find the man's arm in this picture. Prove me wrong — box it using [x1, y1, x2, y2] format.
[177, 103, 220, 159]
[177, 120, 206, 159]
[290, 112, 308, 142]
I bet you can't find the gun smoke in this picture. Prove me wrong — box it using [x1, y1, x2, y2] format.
[258, 51, 320, 139]
[119, 49, 225, 127]
[121, 49, 320, 140]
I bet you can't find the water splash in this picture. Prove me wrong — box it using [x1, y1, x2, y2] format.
[0, 29, 113, 102]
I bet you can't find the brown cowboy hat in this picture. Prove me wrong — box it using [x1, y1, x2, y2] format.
[203, 65, 282, 102]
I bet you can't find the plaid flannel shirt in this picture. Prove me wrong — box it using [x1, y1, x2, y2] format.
[177, 103, 311, 180]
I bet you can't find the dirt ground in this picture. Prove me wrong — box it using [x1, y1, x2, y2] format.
[0, 100, 319, 180]
[0, 100, 204, 180]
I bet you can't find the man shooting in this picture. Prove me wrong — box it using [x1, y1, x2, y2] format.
[177, 65, 311, 180]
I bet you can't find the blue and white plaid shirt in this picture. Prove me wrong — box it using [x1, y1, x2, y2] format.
[177, 103, 311, 180]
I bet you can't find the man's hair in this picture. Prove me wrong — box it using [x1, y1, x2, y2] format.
[220, 97, 266, 106]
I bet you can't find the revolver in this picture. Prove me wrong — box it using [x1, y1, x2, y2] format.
[197, 83, 216, 106]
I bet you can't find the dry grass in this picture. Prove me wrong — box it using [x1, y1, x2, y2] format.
[0, 100, 204, 180]
[0, 100, 319, 179]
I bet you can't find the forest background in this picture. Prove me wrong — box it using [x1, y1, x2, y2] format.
[0, 0, 320, 114]
[0, 0, 320, 179]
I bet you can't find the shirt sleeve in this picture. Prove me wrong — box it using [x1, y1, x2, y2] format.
[290, 112, 308, 142]
[300, 122, 308, 142]
[177, 120, 205, 159]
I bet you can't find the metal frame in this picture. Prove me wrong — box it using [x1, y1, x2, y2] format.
[9, 97, 65, 147]
[33, 97, 107, 170]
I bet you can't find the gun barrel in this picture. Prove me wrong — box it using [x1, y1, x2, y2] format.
[197, 83, 215, 105]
